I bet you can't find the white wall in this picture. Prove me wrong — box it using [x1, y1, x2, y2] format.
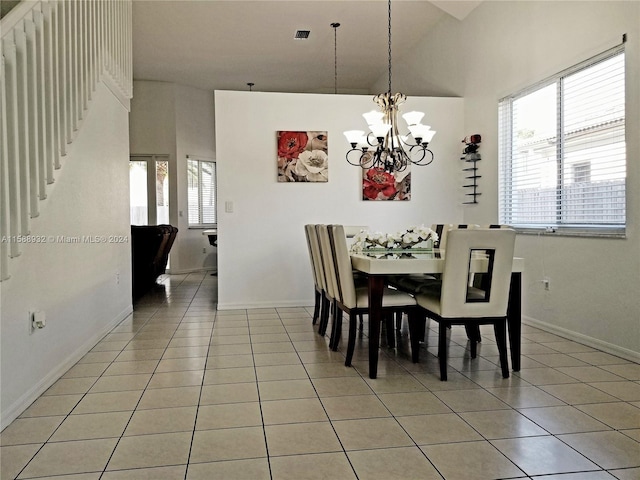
[129, 81, 217, 274]
[175, 85, 217, 273]
[0, 83, 132, 427]
[390, 1, 640, 358]
[215, 91, 464, 309]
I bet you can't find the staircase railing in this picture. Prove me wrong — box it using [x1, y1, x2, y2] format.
[0, 0, 132, 281]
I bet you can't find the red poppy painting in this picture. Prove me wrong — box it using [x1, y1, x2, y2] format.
[362, 166, 411, 201]
[277, 131, 328, 182]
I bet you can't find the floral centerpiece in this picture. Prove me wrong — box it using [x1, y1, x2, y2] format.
[350, 225, 438, 253]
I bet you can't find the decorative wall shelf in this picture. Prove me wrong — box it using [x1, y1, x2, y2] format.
[461, 135, 481, 204]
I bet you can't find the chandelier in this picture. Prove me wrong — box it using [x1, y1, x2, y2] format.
[343, 0, 435, 173]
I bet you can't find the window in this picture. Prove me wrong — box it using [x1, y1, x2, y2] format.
[129, 155, 170, 226]
[187, 157, 217, 227]
[129, 161, 148, 225]
[498, 42, 626, 236]
[573, 162, 591, 184]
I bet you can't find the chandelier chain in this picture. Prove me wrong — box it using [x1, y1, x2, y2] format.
[387, 0, 392, 94]
[331, 22, 340, 95]
[335, 26, 338, 94]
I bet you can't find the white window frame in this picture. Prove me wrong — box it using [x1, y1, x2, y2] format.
[130, 154, 171, 226]
[498, 41, 626, 238]
[187, 156, 217, 228]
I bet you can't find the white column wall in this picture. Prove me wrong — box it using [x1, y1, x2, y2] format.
[174, 85, 217, 273]
[215, 91, 464, 309]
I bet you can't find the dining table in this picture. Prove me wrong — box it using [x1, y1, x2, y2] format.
[350, 249, 524, 379]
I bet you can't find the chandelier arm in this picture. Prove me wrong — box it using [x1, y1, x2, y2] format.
[366, 132, 381, 148]
[392, 152, 408, 172]
[409, 146, 435, 166]
[346, 148, 368, 168]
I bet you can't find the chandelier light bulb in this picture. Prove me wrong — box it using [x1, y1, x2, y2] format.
[370, 123, 392, 139]
[407, 123, 432, 141]
[402, 111, 425, 126]
[362, 110, 385, 126]
[422, 129, 436, 143]
[344, 130, 365, 145]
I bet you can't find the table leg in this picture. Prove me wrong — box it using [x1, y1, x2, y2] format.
[368, 275, 385, 379]
[507, 272, 522, 371]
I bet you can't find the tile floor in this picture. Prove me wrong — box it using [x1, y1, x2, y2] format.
[1, 272, 639, 479]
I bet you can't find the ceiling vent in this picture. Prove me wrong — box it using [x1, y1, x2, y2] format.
[294, 30, 310, 40]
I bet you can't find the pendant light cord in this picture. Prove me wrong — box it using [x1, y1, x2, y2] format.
[331, 22, 340, 94]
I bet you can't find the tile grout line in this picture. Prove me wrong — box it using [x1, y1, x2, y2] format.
[183, 273, 219, 480]
[99, 274, 191, 479]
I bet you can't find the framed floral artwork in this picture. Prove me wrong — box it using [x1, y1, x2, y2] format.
[277, 131, 328, 182]
[362, 165, 411, 201]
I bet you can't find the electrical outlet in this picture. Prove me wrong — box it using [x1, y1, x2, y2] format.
[543, 277, 550, 291]
[203, 248, 207, 254]
[28, 311, 35, 334]
[115, 272, 120, 285]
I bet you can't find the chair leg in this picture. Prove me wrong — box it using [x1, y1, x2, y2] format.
[318, 297, 331, 336]
[312, 290, 321, 325]
[407, 311, 423, 363]
[328, 307, 337, 349]
[385, 313, 395, 348]
[494, 319, 510, 378]
[419, 317, 426, 343]
[465, 323, 481, 358]
[395, 311, 403, 331]
[438, 322, 448, 381]
[358, 313, 364, 331]
[344, 312, 358, 367]
[330, 309, 343, 351]
[465, 323, 481, 342]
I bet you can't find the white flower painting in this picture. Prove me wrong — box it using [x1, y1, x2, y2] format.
[277, 131, 328, 182]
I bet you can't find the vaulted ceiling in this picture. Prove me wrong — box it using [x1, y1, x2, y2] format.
[132, 1, 481, 94]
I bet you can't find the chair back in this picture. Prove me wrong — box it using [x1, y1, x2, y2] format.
[431, 224, 477, 249]
[328, 225, 358, 309]
[439, 228, 515, 318]
[316, 225, 338, 301]
[343, 225, 369, 238]
[304, 224, 323, 290]
[483, 224, 512, 229]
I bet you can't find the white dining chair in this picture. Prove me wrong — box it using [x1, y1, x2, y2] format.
[409, 228, 516, 380]
[315, 225, 340, 338]
[327, 224, 419, 365]
[304, 224, 326, 326]
[390, 224, 481, 296]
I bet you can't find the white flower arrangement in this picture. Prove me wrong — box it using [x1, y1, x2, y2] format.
[350, 225, 438, 253]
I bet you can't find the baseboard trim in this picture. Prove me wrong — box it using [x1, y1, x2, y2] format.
[523, 315, 640, 363]
[166, 267, 217, 275]
[217, 300, 311, 311]
[0, 305, 133, 430]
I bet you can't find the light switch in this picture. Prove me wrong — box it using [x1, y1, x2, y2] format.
[225, 201, 234, 213]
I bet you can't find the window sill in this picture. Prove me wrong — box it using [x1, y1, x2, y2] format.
[513, 225, 626, 239]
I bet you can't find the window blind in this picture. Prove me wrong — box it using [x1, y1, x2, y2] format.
[187, 158, 217, 226]
[499, 43, 626, 235]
